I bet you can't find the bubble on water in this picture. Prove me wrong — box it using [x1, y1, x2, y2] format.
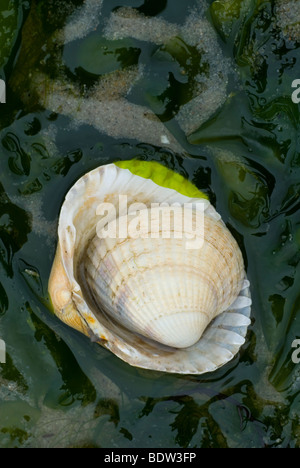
[58, 0, 104, 44]
[275, 0, 300, 41]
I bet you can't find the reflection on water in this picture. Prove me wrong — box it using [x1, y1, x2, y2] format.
[0, 0, 299, 448]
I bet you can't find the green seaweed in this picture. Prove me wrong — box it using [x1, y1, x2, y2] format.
[115, 160, 208, 199]
[210, 0, 255, 42]
[64, 36, 141, 79]
[214, 152, 269, 228]
[0, 182, 31, 277]
[147, 37, 209, 121]
[0, 281, 8, 316]
[8, 0, 80, 107]
[0, 0, 21, 70]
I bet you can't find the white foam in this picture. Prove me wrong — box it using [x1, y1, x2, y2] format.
[175, 8, 231, 135]
[38, 72, 184, 154]
[90, 65, 144, 101]
[176, 82, 228, 135]
[103, 3, 231, 136]
[103, 7, 180, 44]
[60, 0, 104, 44]
[37, 0, 232, 145]
[275, 0, 300, 40]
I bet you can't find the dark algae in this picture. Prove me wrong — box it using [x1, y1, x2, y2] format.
[0, 0, 299, 448]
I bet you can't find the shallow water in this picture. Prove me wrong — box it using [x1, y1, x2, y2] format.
[0, 0, 299, 448]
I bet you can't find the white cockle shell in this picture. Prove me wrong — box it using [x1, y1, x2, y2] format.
[49, 163, 252, 374]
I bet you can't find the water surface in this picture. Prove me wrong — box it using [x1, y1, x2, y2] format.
[0, 0, 299, 448]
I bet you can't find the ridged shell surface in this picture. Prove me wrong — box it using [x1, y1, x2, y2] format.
[84, 208, 244, 349]
[49, 163, 252, 374]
